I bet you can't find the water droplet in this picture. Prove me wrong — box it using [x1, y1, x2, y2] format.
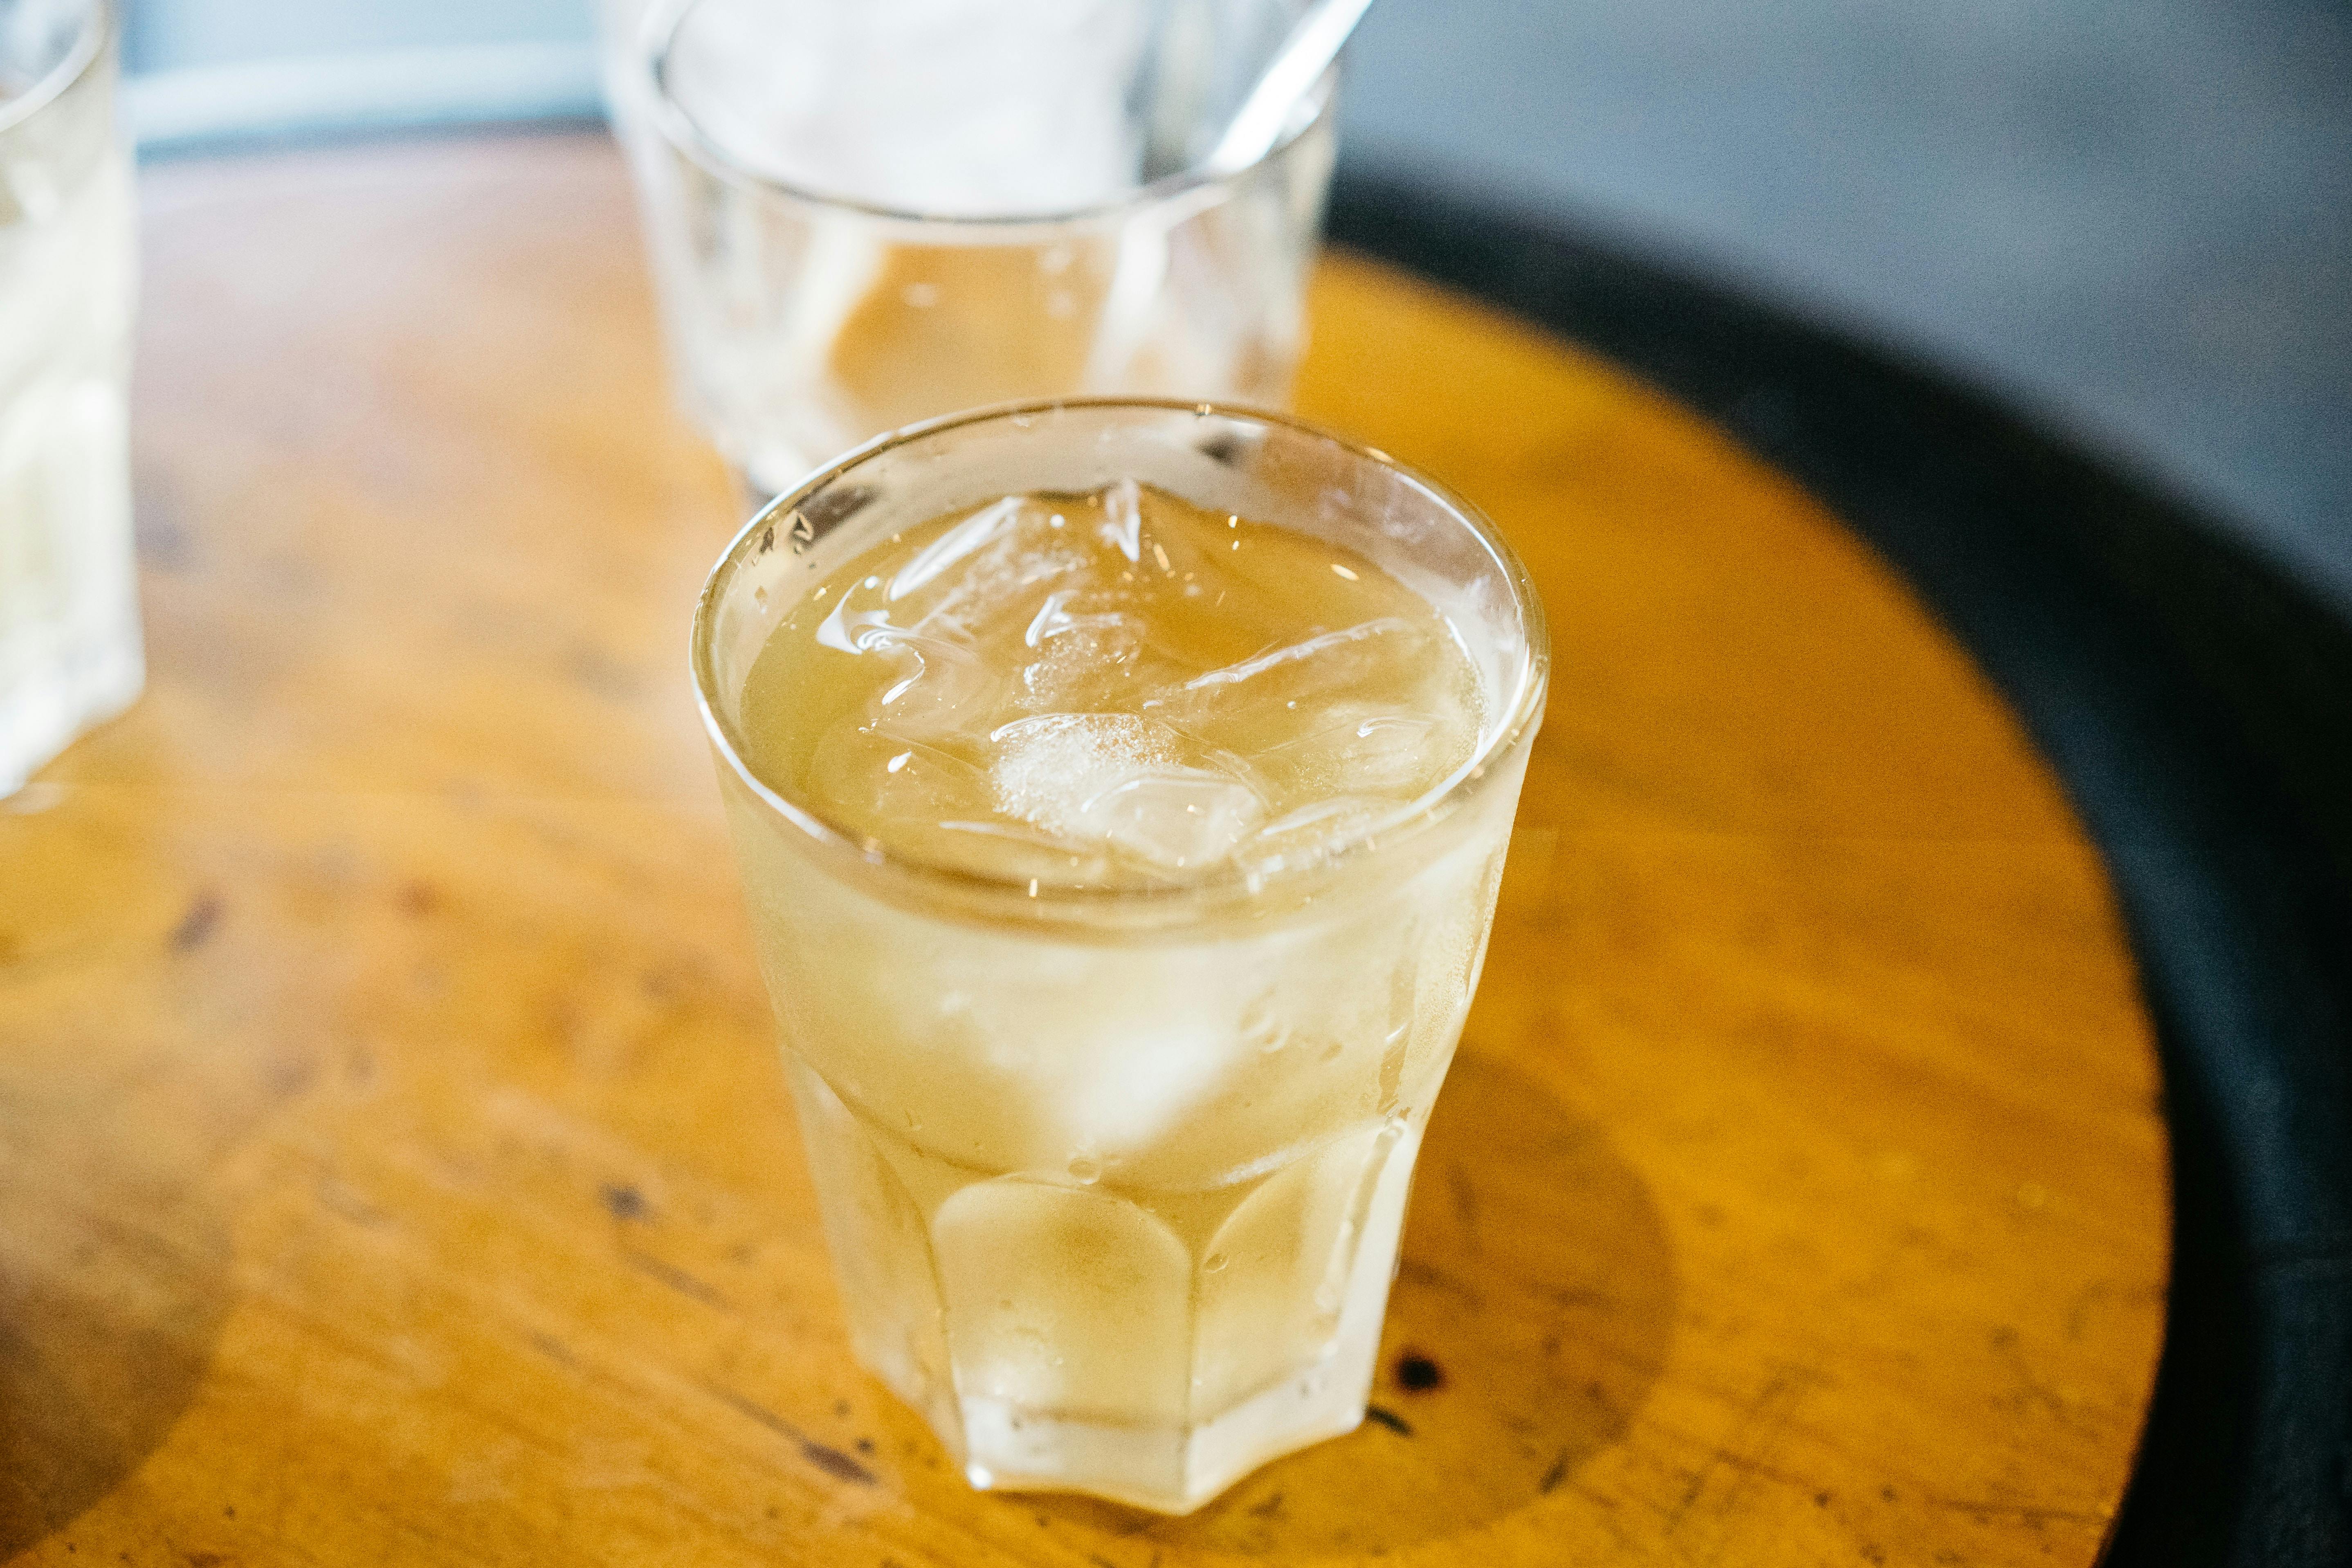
[1203, 1252, 1228, 1273]
[1241, 994, 1289, 1054]
[1067, 1155, 1101, 1184]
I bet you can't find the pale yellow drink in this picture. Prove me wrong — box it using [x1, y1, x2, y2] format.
[695, 403, 1546, 1512]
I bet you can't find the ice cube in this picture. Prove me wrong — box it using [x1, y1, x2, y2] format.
[1023, 997, 1253, 1175]
[663, 0, 1152, 218]
[865, 630, 1002, 739]
[1244, 794, 1392, 860]
[1179, 618, 1422, 696]
[991, 712, 1265, 871]
[1143, 606, 1482, 815]
[1022, 588, 1132, 650]
[890, 496, 1023, 601]
[809, 546, 1038, 741]
[1249, 708, 1458, 801]
[806, 718, 996, 842]
[1015, 610, 1182, 717]
[900, 499, 1086, 648]
[1079, 768, 1265, 869]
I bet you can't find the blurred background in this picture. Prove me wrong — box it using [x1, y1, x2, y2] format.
[119, 0, 2351, 612]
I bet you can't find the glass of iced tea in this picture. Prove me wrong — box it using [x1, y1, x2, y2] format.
[0, 0, 138, 798]
[621, 0, 1336, 499]
[692, 400, 1547, 1513]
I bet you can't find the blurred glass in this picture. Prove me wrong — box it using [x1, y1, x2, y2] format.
[0, 0, 139, 798]
[608, 0, 1336, 499]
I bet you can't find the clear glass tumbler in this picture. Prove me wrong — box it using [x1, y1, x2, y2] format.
[622, 0, 1337, 498]
[0, 0, 138, 798]
[692, 401, 1548, 1512]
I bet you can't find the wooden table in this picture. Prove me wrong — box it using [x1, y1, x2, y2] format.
[0, 133, 2166, 1566]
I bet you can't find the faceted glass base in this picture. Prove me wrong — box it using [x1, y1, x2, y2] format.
[787, 1052, 1428, 1514]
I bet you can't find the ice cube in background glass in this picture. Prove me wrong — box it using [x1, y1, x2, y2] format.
[663, 0, 1150, 217]
[0, 0, 140, 799]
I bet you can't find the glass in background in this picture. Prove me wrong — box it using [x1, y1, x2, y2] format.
[0, 0, 137, 798]
[607, 0, 1334, 500]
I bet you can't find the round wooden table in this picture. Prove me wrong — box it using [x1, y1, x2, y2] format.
[0, 133, 2166, 1566]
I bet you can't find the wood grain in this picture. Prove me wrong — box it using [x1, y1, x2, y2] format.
[0, 132, 2166, 1567]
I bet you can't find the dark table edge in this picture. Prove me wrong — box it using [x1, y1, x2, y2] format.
[1323, 167, 2352, 1568]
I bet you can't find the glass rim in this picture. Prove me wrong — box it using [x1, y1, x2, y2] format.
[689, 397, 1552, 913]
[639, 0, 1337, 230]
[0, 0, 106, 140]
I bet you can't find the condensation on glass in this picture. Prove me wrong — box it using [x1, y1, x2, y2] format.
[612, 0, 1337, 498]
[0, 0, 139, 797]
[692, 402, 1548, 1512]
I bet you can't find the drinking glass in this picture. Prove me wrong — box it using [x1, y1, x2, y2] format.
[0, 0, 138, 797]
[619, 0, 1337, 499]
[692, 400, 1548, 1512]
